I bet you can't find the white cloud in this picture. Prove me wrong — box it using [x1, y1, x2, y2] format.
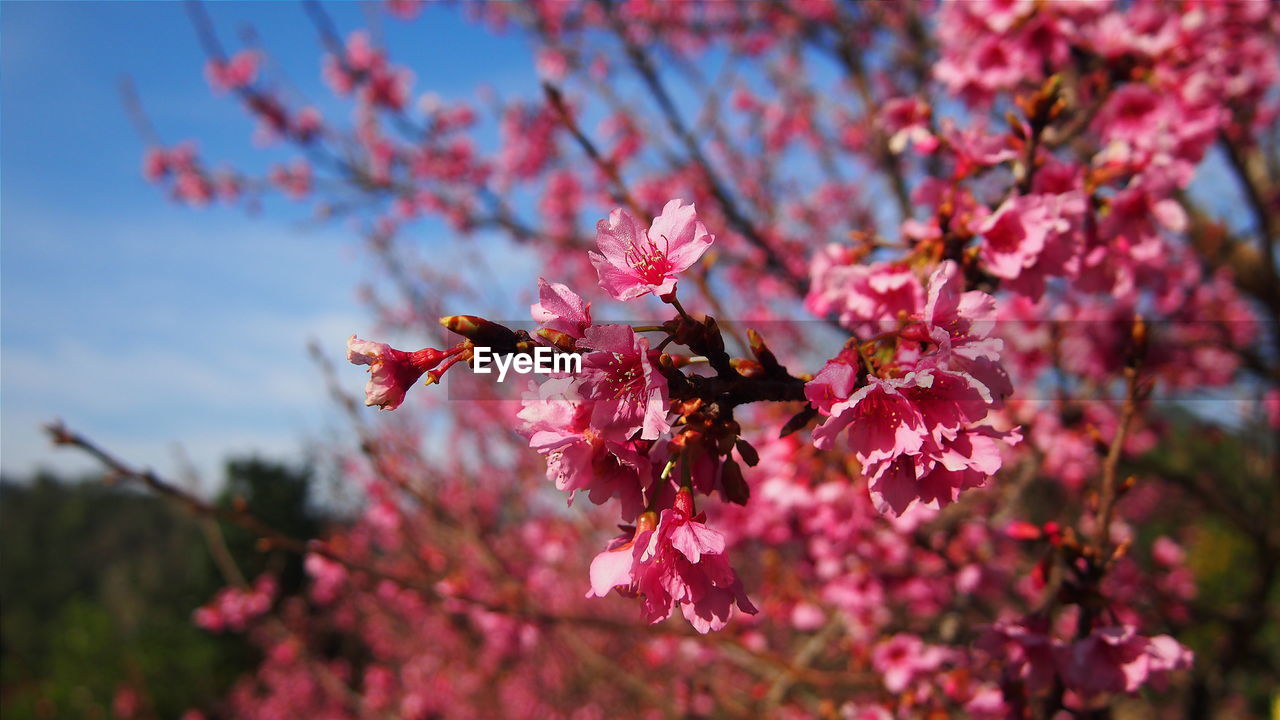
[2, 207, 370, 485]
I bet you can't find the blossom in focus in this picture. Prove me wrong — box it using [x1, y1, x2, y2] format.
[589, 199, 714, 301]
[577, 324, 671, 440]
[518, 378, 649, 520]
[588, 489, 757, 633]
[530, 277, 592, 339]
[346, 335, 450, 410]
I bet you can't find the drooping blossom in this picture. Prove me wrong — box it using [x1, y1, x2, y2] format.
[518, 378, 649, 519]
[589, 199, 714, 301]
[346, 335, 450, 410]
[588, 489, 757, 633]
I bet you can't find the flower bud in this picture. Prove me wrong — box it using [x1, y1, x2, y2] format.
[674, 487, 695, 516]
[730, 358, 765, 377]
[722, 459, 749, 506]
[1005, 520, 1042, 541]
[536, 328, 577, 351]
[636, 510, 659, 534]
[440, 315, 519, 350]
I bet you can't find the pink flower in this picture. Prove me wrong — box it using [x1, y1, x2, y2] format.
[978, 620, 1059, 692]
[918, 262, 1012, 403]
[803, 349, 860, 415]
[871, 634, 952, 693]
[205, 50, 259, 93]
[346, 335, 449, 410]
[806, 252, 923, 336]
[809, 262, 1017, 516]
[881, 97, 938, 155]
[530, 278, 591, 339]
[588, 489, 757, 633]
[589, 199, 714, 301]
[1056, 627, 1193, 696]
[977, 189, 1085, 300]
[577, 324, 671, 440]
[305, 553, 348, 605]
[1151, 536, 1185, 567]
[1264, 389, 1280, 429]
[518, 378, 649, 519]
[812, 376, 925, 463]
[1096, 83, 1167, 147]
[194, 574, 277, 633]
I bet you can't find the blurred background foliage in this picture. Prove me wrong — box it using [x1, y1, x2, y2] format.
[2, 415, 1276, 718]
[1, 459, 324, 720]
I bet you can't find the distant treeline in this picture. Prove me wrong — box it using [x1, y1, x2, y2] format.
[1, 459, 323, 720]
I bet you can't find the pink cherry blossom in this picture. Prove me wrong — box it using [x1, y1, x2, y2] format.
[346, 335, 450, 410]
[530, 277, 592, 339]
[577, 324, 670, 440]
[205, 50, 259, 93]
[589, 490, 757, 633]
[1056, 627, 1193, 696]
[518, 378, 649, 519]
[806, 251, 923, 336]
[589, 199, 714, 301]
[977, 188, 1085, 300]
[872, 634, 952, 694]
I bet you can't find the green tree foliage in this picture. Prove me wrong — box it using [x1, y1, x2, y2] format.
[1, 458, 323, 720]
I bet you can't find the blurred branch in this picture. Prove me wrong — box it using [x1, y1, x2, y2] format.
[602, 0, 809, 296]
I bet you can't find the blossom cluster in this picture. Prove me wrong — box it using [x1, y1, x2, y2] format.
[120, 0, 1280, 716]
[192, 574, 277, 633]
[809, 261, 1016, 516]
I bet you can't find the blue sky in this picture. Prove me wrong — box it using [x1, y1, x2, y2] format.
[0, 1, 540, 488]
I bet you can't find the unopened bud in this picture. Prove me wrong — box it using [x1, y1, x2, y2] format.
[536, 328, 577, 351]
[735, 438, 760, 467]
[1007, 111, 1027, 139]
[674, 487, 696, 516]
[780, 405, 818, 438]
[636, 511, 659, 534]
[1111, 539, 1132, 563]
[1130, 315, 1147, 364]
[666, 353, 694, 368]
[722, 459, 749, 506]
[730, 358, 765, 377]
[440, 315, 519, 350]
[747, 328, 783, 373]
[1005, 520, 1042, 541]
